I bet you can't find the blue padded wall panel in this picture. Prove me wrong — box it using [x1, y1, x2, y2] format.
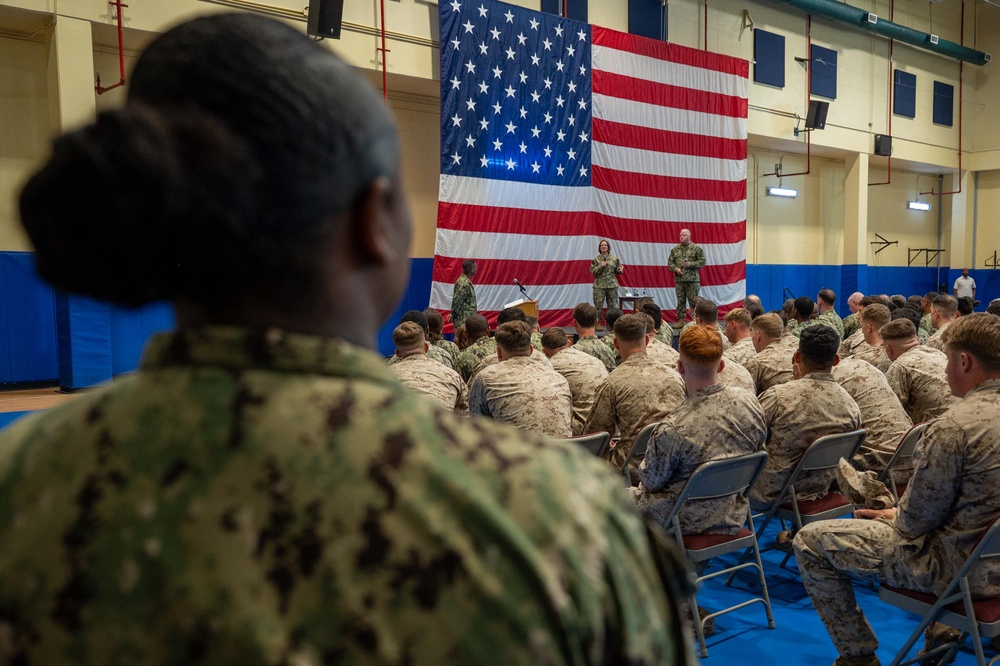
[894, 70, 917, 118]
[628, 0, 664, 41]
[1, 253, 58, 384]
[56, 294, 113, 390]
[810, 44, 837, 99]
[377, 258, 435, 357]
[754, 30, 785, 88]
[109, 302, 175, 376]
[933, 81, 954, 127]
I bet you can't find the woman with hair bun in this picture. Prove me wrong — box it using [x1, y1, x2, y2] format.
[0, 13, 692, 665]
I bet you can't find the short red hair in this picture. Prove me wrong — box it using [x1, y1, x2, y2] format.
[678, 325, 724, 366]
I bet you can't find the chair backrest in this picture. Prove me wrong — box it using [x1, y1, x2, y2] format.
[558, 432, 611, 457]
[878, 421, 929, 484]
[620, 421, 660, 472]
[797, 429, 867, 472]
[945, 513, 1000, 588]
[673, 450, 769, 506]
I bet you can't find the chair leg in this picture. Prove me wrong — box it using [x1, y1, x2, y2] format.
[751, 536, 776, 629]
[961, 577, 988, 666]
[689, 594, 708, 658]
[728, 511, 775, 587]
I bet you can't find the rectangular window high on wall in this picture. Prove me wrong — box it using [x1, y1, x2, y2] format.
[541, 0, 587, 22]
[810, 44, 837, 99]
[893, 70, 917, 119]
[933, 81, 954, 126]
[628, 0, 665, 41]
[754, 29, 785, 88]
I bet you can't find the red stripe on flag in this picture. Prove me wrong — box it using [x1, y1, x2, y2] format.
[592, 26, 750, 79]
[593, 70, 749, 118]
[593, 120, 747, 160]
[593, 166, 748, 202]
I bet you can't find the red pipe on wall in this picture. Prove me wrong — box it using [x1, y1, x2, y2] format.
[777, 15, 812, 178]
[95, 0, 127, 95]
[921, 0, 964, 197]
[376, 0, 391, 104]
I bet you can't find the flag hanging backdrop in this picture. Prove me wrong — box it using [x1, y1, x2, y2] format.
[430, 0, 749, 329]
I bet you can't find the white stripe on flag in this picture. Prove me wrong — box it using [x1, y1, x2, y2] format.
[593, 142, 747, 181]
[592, 44, 748, 99]
[593, 94, 748, 140]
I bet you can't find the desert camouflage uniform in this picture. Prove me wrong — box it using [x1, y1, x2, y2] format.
[455, 336, 497, 382]
[389, 352, 469, 413]
[584, 352, 686, 470]
[838, 329, 864, 358]
[549, 347, 610, 436]
[668, 243, 706, 321]
[751, 372, 863, 511]
[591, 253, 622, 309]
[851, 340, 892, 374]
[646, 338, 680, 369]
[925, 320, 952, 351]
[842, 312, 860, 340]
[885, 345, 959, 424]
[433, 337, 461, 366]
[633, 384, 766, 534]
[778, 333, 800, 351]
[470, 346, 550, 380]
[743, 340, 795, 396]
[724, 336, 756, 366]
[468, 356, 574, 438]
[794, 379, 1000, 660]
[387, 342, 455, 371]
[574, 334, 618, 372]
[719, 359, 756, 394]
[450, 273, 477, 329]
[833, 357, 913, 477]
[0, 326, 696, 665]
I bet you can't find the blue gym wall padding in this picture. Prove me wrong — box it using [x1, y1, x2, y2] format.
[1, 253, 58, 384]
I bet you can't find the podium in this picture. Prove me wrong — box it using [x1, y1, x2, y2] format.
[504, 298, 539, 319]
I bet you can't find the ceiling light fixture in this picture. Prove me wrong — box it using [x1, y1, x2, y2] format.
[908, 200, 931, 211]
[767, 187, 798, 198]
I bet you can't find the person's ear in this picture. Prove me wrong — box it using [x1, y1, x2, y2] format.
[354, 176, 409, 265]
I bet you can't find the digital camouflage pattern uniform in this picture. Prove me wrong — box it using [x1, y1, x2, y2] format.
[719, 359, 756, 395]
[724, 336, 756, 367]
[633, 384, 766, 535]
[655, 327, 672, 344]
[794, 379, 1000, 661]
[851, 340, 892, 374]
[885, 345, 959, 424]
[455, 335, 497, 382]
[792, 312, 843, 342]
[584, 352, 686, 470]
[0, 326, 696, 665]
[450, 273, 477, 329]
[832, 357, 913, 478]
[841, 312, 860, 340]
[743, 340, 795, 396]
[573, 334, 618, 373]
[590, 253, 622, 309]
[470, 346, 550, 380]
[919, 312, 935, 339]
[468, 356, 574, 438]
[386, 342, 455, 371]
[751, 372, 863, 511]
[433, 337, 461, 367]
[925, 320, 952, 351]
[645, 338, 680, 369]
[388, 352, 469, 413]
[548, 347, 610, 436]
[667, 243, 706, 322]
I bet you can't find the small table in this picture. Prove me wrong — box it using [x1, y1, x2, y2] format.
[619, 294, 653, 313]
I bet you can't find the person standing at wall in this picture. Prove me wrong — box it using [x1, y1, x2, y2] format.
[668, 228, 706, 328]
[953, 267, 976, 301]
[591, 238, 623, 318]
[451, 259, 478, 329]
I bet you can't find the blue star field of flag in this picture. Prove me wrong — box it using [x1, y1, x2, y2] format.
[440, 0, 592, 187]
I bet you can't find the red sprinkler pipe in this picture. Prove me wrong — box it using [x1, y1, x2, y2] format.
[376, 0, 391, 104]
[95, 0, 127, 95]
[778, 15, 812, 178]
[704, 0, 708, 50]
[922, 0, 964, 197]
[869, 0, 893, 186]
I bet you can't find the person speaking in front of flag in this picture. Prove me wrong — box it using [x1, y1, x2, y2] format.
[591, 239, 624, 315]
[668, 228, 707, 329]
[451, 258, 478, 329]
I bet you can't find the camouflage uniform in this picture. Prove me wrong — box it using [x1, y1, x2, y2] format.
[387, 343, 455, 371]
[792, 312, 843, 342]
[584, 352, 686, 469]
[0, 326, 695, 665]
[838, 329, 864, 358]
[549, 347, 610, 436]
[885, 345, 959, 424]
[633, 384, 766, 535]
[794, 379, 1000, 660]
[646, 338, 680, 369]
[450, 273, 477, 329]
[851, 340, 892, 374]
[919, 312, 935, 339]
[468, 356, 574, 438]
[842, 312, 859, 340]
[590, 253, 622, 309]
[832, 357, 913, 477]
[470, 346, 550, 380]
[530, 331, 543, 350]
[667, 243, 706, 321]
[433, 337, 461, 367]
[655, 328, 672, 344]
[925, 321, 952, 351]
[719, 359, 756, 395]
[389, 352, 469, 412]
[751, 372, 863, 511]
[455, 336, 497, 382]
[573, 334, 618, 372]
[601, 330, 617, 353]
[724, 336, 756, 367]
[743, 340, 795, 396]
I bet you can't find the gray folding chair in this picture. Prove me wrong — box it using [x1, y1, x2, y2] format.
[619, 421, 660, 485]
[555, 431, 611, 457]
[879, 514, 1000, 666]
[877, 421, 929, 502]
[662, 451, 774, 657]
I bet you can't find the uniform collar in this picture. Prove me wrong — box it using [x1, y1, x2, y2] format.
[964, 378, 1000, 398]
[689, 383, 725, 398]
[800, 371, 836, 382]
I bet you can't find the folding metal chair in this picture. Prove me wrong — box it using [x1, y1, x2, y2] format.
[662, 450, 774, 657]
[877, 422, 929, 502]
[619, 421, 660, 485]
[555, 431, 611, 457]
[879, 514, 1000, 666]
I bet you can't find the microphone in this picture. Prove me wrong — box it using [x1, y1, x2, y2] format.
[513, 278, 531, 299]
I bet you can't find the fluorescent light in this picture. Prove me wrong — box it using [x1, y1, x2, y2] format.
[908, 200, 931, 211]
[767, 187, 798, 198]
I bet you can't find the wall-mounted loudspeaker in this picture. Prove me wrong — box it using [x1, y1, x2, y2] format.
[805, 100, 829, 130]
[874, 134, 892, 156]
[307, 0, 344, 39]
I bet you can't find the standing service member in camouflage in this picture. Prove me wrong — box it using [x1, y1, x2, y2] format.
[668, 228, 707, 327]
[451, 258, 478, 329]
[1, 14, 696, 665]
[591, 238, 624, 313]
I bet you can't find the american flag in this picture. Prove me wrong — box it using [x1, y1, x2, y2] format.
[430, 0, 748, 329]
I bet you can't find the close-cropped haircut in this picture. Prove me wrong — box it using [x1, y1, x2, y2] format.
[694, 299, 719, 323]
[462, 259, 476, 274]
[641, 314, 657, 334]
[942, 313, 1000, 372]
[798, 325, 839, 369]
[392, 321, 425, 350]
[495, 321, 532, 352]
[987, 299, 1000, 317]
[891, 307, 921, 332]
[890, 295, 907, 309]
[769, 310, 789, 328]
[932, 294, 958, 317]
[541, 327, 568, 350]
[818, 288, 836, 306]
[746, 302, 765, 319]
[880, 319, 918, 342]
[497, 307, 528, 325]
[400, 310, 429, 332]
[679, 325, 724, 366]
[19, 14, 398, 308]
[958, 297, 975, 317]
[614, 314, 648, 343]
[605, 307, 624, 329]
[907, 295, 924, 311]
[464, 314, 489, 339]
[794, 296, 815, 318]
[573, 302, 599, 328]
[640, 303, 662, 330]
[751, 313, 783, 339]
[860, 303, 890, 330]
[724, 308, 752, 329]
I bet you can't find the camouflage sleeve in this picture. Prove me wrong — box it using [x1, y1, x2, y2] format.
[667, 246, 680, 272]
[638, 423, 683, 492]
[455, 380, 470, 414]
[611, 254, 623, 274]
[895, 417, 965, 539]
[757, 386, 780, 428]
[467, 375, 491, 418]
[456, 352, 476, 383]
[584, 379, 616, 441]
[590, 256, 602, 276]
[691, 245, 707, 269]
[885, 364, 908, 408]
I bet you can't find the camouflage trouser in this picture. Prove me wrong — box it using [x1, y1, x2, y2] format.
[594, 286, 618, 310]
[675, 281, 700, 321]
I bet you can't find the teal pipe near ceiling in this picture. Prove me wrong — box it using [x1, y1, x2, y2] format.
[768, 0, 989, 66]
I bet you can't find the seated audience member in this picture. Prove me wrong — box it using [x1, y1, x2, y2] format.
[0, 14, 693, 662]
[680, 299, 731, 350]
[455, 313, 496, 381]
[601, 307, 624, 352]
[584, 314, 686, 470]
[918, 291, 938, 337]
[724, 307, 756, 366]
[642, 314, 681, 367]
[387, 310, 455, 370]
[469, 321, 573, 437]
[882, 319, 959, 423]
[471, 307, 550, 378]
[526, 315, 543, 348]
[633, 326, 766, 533]
[815, 288, 845, 340]
[424, 308, 461, 366]
[744, 294, 762, 308]
[988, 298, 1000, 317]
[906, 295, 924, 312]
[388, 322, 468, 412]
[853, 304, 892, 373]
[794, 313, 1000, 666]
[889, 294, 908, 310]
[746, 301, 765, 320]
[925, 294, 958, 351]
[782, 298, 798, 333]
[750, 326, 862, 512]
[641, 302, 673, 344]
[841, 291, 865, 339]
[454, 324, 472, 350]
[957, 295, 975, 317]
[718, 352, 756, 394]
[542, 327, 609, 436]
[572, 302, 617, 372]
[890, 305, 928, 344]
[743, 313, 795, 395]
[832, 356, 913, 478]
